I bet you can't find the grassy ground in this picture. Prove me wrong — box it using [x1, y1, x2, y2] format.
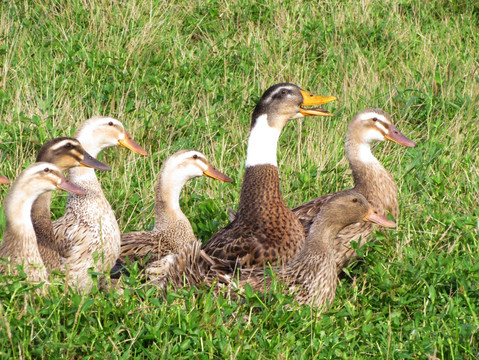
[0, 0, 478, 358]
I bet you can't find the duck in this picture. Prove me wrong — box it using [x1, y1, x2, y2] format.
[32, 137, 111, 271]
[293, 108, 416, 271]
[0, 162, 85, 283]
[236, 191, 397, 308]
[202, 83, 336, 270]
[52, 116, 148, 290]
[0, 175, 9, 184]
[114, 149, 232, 280]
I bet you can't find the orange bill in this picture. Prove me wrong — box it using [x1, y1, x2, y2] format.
[0, 175, 9, 184]
[118, 132, 148, 156]
[299, 89, 337, 117]
[385, 124, 416, 147]
[203, 165, 233, 183]
[364, 208, 397, 228]
[57, 175, 86, 195]
[80, 151, 111, 171]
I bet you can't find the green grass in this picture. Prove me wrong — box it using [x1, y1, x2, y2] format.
[0, 0, 478, 358]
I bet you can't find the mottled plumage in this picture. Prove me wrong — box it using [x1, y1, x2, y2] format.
[237, 191, 396, 308]
[203, 83, 336, 270]
[293, 109, 416, 271]
[52, 117, 147, 289]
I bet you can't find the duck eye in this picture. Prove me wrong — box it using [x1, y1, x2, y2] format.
[193, 154, 198, 159]
[281, 90, 286, 95]
[44, 168, 50, 172]
[64, 143, 72, 149]
[108, 121, 114, 126]
[352, 198, 358, 203]
[372, 118, 378, 122]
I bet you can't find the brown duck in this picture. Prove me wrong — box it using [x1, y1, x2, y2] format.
[293, 108, 416, 271]
[0, 162, 85, 283]
[237, 191, 396, 308]
[114, 149, 232, 281]
[202, 83, 336, 270]
[32, 137, 110, 271]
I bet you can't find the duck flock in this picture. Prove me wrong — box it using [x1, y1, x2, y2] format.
[0, 82, 416, 310]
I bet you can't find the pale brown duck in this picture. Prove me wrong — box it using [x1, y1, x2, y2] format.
[0, 162, 85, 283]
[293, 108, 416, 271]
[52, 116, 147, 290]
[32, 137, 110, 271]
[237, 191, 396, 308]
[202, 83, 336, 270]
[114, 149, 232, 281]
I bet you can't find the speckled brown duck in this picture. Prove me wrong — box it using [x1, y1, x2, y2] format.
[237, 191, 396, 308]
[293, 108, 416, 271]
[202, 83, 336, 270]
[0, 162, 85, 283]
[114, 149, 232, 280]
[52, 117, 147, 290]
[32, 137, 111, 272]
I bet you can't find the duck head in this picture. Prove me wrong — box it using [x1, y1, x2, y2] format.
[349, 109, 416, 148]
[21, 162, 87, 196]
[251, 83, 337, 131]
[162, 150, 232, 185]
[36, 137, 111, 172]
[74, 116, 148, 158]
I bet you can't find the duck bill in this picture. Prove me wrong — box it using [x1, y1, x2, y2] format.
[385, 124, 416, 147]
[0, 175, 9, 184]
[364, 208, 397, 228]
[203, 166, 233, 183]
[299, 90, 337, 117]
[118, 132, 148, 156]
[57, 177, 86, 195]
[80, 151, 112, 171]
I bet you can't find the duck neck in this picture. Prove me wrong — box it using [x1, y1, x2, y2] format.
[31, 192, 54, 242]
[237, 165, 284, 215]
[346, 136, 398, 217]
[153, 172, 189, 229]
[301, 216, 343, 256]
[4, 181, 43, 251]
[245, 114, 281, 167]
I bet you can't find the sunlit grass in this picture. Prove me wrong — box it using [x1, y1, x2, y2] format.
[0, 0, 478, 358]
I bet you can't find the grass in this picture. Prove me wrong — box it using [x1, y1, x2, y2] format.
[0, 0, 478, 358]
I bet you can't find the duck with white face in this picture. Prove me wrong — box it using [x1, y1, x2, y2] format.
[203, 83, 337, 271]
[0, 162, 85, 283]
[293, 108, 416, 272]
[114, 149, 232, 282]
[52, 116, 148, 290]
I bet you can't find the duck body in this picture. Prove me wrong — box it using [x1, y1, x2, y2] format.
[203, 83, 336, 270]
[52, 117, 147, 289]
[115, 149, 232, 280]
[32, 137, 110, 272]
[293, 109, 416, 271]
[0, 163, 85, 282]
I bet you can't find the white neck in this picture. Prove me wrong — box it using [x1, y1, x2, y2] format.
[245, 114, 280, 167]
[357, 143, 380, 164]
